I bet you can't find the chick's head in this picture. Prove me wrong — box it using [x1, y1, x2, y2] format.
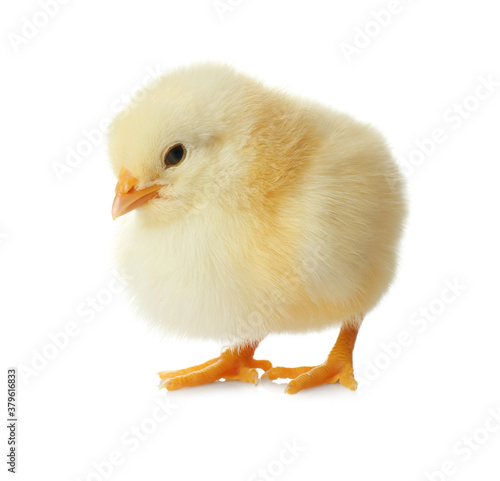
[108, 64, 268, 224]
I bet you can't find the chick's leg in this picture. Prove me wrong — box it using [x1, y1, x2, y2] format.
[264, 323, 359, 394]
[158, 341, 272, 391]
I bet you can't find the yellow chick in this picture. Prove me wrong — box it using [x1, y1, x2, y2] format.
[108, 63, 406, 394]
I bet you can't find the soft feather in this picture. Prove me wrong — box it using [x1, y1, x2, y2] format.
[108, 62, 406, 348]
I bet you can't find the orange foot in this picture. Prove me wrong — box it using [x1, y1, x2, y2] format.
[263, 324, 359, 394]
[158, 342, 271, 391]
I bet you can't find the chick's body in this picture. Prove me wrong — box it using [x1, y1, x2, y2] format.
[109, 64, 406, 393]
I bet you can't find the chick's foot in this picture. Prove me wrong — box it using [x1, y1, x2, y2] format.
[158, 342, 271, 391]
[263, 324, 359, 394]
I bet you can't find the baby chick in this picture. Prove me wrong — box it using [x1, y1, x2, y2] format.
[108, 63, 406, 394]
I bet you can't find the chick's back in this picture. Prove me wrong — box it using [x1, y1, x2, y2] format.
[236, 89, 406, 334]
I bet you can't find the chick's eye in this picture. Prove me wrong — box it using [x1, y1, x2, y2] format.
[164, 143, 186, 167]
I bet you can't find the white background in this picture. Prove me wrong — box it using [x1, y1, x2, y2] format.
[1, 1, 500, 480]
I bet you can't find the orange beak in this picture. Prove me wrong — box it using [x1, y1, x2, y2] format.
[112, 168, 162, 219]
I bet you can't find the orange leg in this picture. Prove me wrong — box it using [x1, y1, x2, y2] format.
[158, 341, 272, 391]
[264, 323, 359, 394]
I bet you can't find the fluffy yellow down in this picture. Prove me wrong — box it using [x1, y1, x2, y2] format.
[108, 63, 407, 345]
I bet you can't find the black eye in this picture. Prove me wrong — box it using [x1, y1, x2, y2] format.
[164, 143, 186, 167]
